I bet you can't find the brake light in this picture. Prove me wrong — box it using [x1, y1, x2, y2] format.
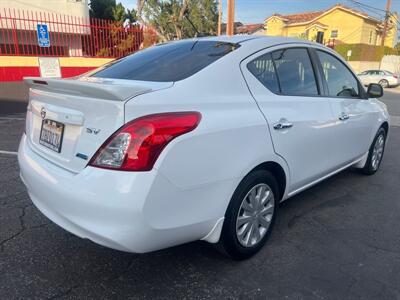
[89, 112, 201, 171]
[393, 75, 398, 79]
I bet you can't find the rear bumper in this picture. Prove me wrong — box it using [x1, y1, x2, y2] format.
[386, 78, 399, 87]
[389, 83, 400, 88]
[18, 134, 220, 253]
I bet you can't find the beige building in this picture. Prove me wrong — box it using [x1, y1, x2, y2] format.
[0, 0, 89, 20]
[0, 0, 90, 56]
[265, 4, 398, 48]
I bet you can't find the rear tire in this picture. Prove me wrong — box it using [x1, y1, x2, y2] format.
[219, 170, 279, 260]
[361, 127, 386, 175]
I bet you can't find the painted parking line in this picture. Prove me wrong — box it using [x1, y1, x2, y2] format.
[0, 150, 18, 156]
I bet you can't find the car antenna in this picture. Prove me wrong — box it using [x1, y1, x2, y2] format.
[184, 12, 205, 37]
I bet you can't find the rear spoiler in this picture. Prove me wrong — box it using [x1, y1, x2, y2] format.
[24, 77, 153, 101]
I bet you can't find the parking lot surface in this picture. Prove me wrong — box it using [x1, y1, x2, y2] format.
[1, 92, 400, 299]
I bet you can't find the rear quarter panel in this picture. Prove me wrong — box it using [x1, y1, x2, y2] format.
[124, 53, 290, 228]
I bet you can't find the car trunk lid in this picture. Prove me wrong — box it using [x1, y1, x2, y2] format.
[24, 77, 172, 173]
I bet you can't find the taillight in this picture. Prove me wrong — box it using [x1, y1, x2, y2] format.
[393, 75, 398, 79]
[89, 112, 201, 171]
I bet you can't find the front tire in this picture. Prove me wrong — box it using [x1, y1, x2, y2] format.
[361, 127, 386, 175]
[219, 170, 279, 260]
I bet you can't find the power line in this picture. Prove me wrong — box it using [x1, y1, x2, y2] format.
[346, 0, 387, 14]
[345, 0, 385, 19]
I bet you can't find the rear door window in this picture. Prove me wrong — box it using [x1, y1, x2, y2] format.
[91, 40, 239, 82]
[272, 48, 319, 96]
[247, 48, 319, 96]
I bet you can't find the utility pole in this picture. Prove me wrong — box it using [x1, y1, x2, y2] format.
[381, 0, 392, 46]
[218, 0, 222, 35]
[227, 0, 235, 36]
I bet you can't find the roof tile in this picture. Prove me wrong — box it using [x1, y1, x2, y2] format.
[268, 4, 379, 25]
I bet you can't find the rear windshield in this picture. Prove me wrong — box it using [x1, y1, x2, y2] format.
[91, 40, 240, 82]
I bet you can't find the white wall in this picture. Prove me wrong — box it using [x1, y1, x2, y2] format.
[0, 0, 89, 18]
[0, 0, 90, 33]
[380, 55, 400, 74]
[348, 56, 400, 74]
[348, 61, 380, 73]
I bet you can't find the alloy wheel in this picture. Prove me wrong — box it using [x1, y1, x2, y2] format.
[371, 133, 385, 170]
[379, 80, 389, 88]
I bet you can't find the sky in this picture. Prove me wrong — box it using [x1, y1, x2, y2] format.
[120, 0, 399, 24]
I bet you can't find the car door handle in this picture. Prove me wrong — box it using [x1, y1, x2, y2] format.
[273, 121, 293, 130]
[338, 113, 350, 121]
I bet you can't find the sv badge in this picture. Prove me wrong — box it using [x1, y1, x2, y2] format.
[86, 127, 101, 135]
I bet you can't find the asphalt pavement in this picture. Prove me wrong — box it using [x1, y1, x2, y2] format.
[0, 91, 400, 299]
[381, 89, 400, 116]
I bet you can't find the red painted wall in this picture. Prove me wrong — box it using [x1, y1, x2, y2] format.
[61, 67, 97, 78]
[0, 66, 97, 81]
[0, 67, 41, 81]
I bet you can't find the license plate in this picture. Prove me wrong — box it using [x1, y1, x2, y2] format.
[39, 119, 65, 153]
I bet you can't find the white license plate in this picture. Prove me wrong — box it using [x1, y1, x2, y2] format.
[39, 119, 65, 153]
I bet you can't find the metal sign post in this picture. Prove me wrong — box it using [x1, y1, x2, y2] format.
[347, 50, 352, 61]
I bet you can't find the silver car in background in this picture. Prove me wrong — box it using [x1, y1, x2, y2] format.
[358, 70, 400, 88]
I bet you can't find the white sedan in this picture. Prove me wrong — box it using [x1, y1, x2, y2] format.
[19, 36, 389, 260]
[358, 70, 400, 88]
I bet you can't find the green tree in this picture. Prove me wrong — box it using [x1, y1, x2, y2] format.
[89, 0, 116, 20]
[112, 2, 126, 21]
[188, 0, 218, 36]
[137, 0, 218, 41]
[90, 0, 136, 22]
[112, 3, 137, 22]
[126, 8, 138, 22]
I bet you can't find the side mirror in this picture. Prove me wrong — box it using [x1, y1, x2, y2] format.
[367, 83, 383, 98]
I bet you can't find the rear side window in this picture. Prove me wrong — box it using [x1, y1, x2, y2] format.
[248, 48, 319, 96]
[247, 53, 280, 93]
[91, 40, 239, 82]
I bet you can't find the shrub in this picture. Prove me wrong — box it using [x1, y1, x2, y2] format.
[334, 43, 399, 61]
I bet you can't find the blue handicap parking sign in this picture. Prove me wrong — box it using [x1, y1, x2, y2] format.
[37, 24, 50, 47]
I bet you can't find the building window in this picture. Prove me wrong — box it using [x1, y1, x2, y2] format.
[330, 30, 338, 38]
[369, 31, 373, 44]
